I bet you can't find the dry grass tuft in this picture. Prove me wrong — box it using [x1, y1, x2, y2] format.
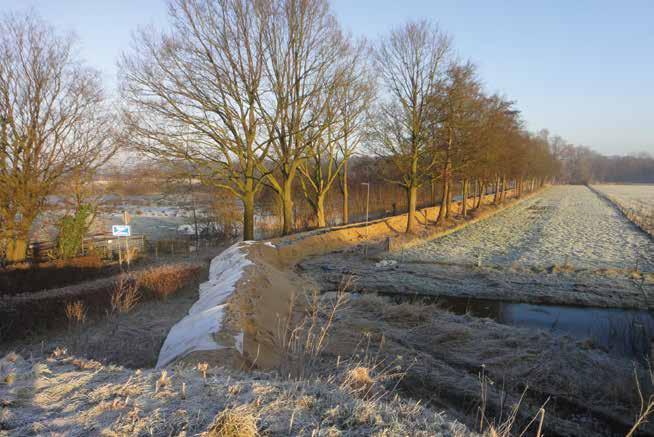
[111, 274, 141, 314]
[277, 276, 351, 378]
[204, 405, 258, 437]
[71, 358, 102, 371]
[64, 300, 87, 325]
[197, 361, 209, 381]
[344, 366, 374, 392]
[155, 369, 171, 393]
[3, 372, 16, 385]
[50, 347, 67, 359]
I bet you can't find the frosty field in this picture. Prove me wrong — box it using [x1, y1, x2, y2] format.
[593, 184, 654, 236]
[392, 185, 654, 271]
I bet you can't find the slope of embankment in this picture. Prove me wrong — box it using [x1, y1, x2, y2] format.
[158, 187, 545, 369]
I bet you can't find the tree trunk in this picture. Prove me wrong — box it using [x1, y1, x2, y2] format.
[316, 193, 326, 228]
[461, 179, 469, 217]
[5, 219, 31, 263]
[502, 176, 509, 203]
[341, 159, 349, 225]
[476, 182, 484, 208]
[446, 180, 453, 218]
[406, 185, 417, 233]
[437, 178, 449, 223]
[500, 176, 507, 203]
[242, 190, 256, 241]
[493, 177, 501, 204]
[6, 235, 28, 263]
[281, 178, 294, 236]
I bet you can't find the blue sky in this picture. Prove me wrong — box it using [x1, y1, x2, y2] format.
[3, 0, 653, 156]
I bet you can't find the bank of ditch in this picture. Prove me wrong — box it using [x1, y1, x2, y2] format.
[159, 186, 544, 371]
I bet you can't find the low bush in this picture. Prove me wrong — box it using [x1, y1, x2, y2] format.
[139, 264, 202, 299]
[0, 262, 203, 341]
[0, 255, 112, 296]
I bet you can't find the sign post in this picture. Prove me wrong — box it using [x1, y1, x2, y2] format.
[123, 212, 131, 268]
[112, 224, 131, 268]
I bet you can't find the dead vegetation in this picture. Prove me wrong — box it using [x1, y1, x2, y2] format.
[0, 261, 203, 341]
[1, 262, 205, 369]
[64, 300, 88, 326]
[204, 405, 259, 437]
[140, 264, 203, 299]
[312, 293, 654, 436]
[111, 274, 141, 314]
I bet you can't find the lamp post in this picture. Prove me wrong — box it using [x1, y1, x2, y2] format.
[361, 182, 370, 254]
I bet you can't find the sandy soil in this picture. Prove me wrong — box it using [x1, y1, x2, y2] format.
[390, 185, 654, 272]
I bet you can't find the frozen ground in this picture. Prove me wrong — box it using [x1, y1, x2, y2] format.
[593, 184, 654, 236]
[593, 184, 654, 210]
[0, 351, 470, 436]
[391, 185, 654, 271]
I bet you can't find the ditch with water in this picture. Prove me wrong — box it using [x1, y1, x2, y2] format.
[384, 294, 654, 360]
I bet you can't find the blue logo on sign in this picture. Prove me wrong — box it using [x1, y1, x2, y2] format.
[112, 225, 131, 237]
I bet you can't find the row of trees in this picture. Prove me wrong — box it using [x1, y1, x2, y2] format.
[0, 0, 564, 261]
[121, 0, 559, 238]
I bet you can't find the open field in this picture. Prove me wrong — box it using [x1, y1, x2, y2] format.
[301, 185, 654, 309]
[592, 184, 654, 237]
[390, 185, 653, 271]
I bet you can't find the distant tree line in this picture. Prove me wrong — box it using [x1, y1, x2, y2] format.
[553, 141, 654, 184]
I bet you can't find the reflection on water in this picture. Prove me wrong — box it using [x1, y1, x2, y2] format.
[397, 295, 654, 360]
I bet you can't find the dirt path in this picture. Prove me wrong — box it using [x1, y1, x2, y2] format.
[391, 185, 654, 271]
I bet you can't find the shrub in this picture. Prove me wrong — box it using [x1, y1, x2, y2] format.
[139, 264, 200, 299]
[54, 255, 103, 269]
[56, 204, 93, 259]
[111, 275, 141, 314]
[64, 300, 87, 325]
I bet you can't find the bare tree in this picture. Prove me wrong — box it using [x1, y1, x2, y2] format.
[257, 0, 349, 235]
[337, 41, 375, 225]
[431, 61, 483, 222]
[371, 20, 450, 232]
[298, 39, 374, 227]
[121, 0, 270, 241]
[0, 13, 115, 262]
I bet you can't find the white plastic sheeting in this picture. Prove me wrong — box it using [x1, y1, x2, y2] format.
[156, 243, 252, 368]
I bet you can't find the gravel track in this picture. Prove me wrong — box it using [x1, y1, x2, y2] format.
[391, 185, 654, 271]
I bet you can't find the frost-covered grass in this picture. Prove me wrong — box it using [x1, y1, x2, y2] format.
[391, 185, 654, 271]
[0, 351, 471, 436]
[593, 184, 654, 237]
